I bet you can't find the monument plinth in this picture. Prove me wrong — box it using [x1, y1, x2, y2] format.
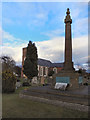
[52, 8, 82, 90]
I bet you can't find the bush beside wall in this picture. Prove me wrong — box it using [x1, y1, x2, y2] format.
[2, 70, 16, 93]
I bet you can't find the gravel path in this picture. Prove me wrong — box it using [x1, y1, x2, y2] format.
[28, 85, 89, 95]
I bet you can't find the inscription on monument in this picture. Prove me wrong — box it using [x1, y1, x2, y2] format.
[56, 77, 70, 84]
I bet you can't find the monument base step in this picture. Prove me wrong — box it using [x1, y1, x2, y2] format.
[52, 71, 81, 89]
[21, 86, 89, 106]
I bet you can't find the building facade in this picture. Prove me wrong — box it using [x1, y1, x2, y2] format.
[21, 47, 63, 78]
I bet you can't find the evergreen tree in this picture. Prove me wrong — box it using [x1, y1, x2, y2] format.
[23, 41, 38, 80]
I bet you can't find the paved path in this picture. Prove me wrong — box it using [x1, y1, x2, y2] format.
[27, 85, 89, 95]
[21, 85, 89, 106]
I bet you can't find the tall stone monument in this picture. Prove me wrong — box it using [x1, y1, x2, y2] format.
[52, 8, 82, 90]
[64, 8, 74, 71]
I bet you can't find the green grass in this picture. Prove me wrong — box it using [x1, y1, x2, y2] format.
[2, 87, 88, 118]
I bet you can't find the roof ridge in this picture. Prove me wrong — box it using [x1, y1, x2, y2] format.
[38, 58, 52, 63]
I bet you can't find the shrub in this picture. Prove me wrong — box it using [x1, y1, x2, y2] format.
[48, 70, 54, 76]
[2, 70, 16, 93]
[22, 82, 30, 86]
[83, 83, 88, 86]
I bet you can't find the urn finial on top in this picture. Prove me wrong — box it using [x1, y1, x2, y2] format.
[64, 8, 72, 24]
[66, 8, 70, 15]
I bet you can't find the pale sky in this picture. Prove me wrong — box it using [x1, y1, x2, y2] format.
[0, 0, 89, 67]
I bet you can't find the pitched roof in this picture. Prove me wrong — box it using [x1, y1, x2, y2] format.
[38, 58, 63, 68]
[38, 58, 52, 67]
[51, 63, 64, 67]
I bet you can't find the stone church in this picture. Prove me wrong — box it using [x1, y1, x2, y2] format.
[21, 47, 63, 80]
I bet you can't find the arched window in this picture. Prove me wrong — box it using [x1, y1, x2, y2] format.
[40, 66, 43, 76]
[53, 67, 57, 74]
[45, 67, 48, 76]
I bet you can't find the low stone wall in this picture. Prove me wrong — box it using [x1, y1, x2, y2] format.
[19, 93, 89, 112]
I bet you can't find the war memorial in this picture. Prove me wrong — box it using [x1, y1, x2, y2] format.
[20, 8, 89, 110]
[52, 8, 82, 90]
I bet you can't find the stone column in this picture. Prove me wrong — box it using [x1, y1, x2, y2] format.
[64, 8, 74, 71]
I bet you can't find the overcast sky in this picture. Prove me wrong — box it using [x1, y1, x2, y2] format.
[0, 0, 89, 66]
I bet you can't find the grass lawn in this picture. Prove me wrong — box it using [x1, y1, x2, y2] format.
[2, 87, 88, 118]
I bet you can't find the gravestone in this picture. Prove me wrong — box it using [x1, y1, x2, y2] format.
[32, 77, 38, 84]
[41, 76, 45, 85]
[52, 8, 83, 90]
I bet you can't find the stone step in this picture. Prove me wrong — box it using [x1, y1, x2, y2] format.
[27, 88, 89, 99]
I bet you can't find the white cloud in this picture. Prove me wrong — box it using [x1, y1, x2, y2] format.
[1, 36, 64, 64]
[1, 46, 22, 63]
[72, 36, 88, 64]
[0, 29, 28, 64]
[1, 44, 27, 65]
[3, 31, 16, 41]
[1, 35, 88, 65]
[35, 37, 65, 62]
[2, 29, 27, 46]
[72, 36, 88, 49]
[35, 35, 88, 64]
